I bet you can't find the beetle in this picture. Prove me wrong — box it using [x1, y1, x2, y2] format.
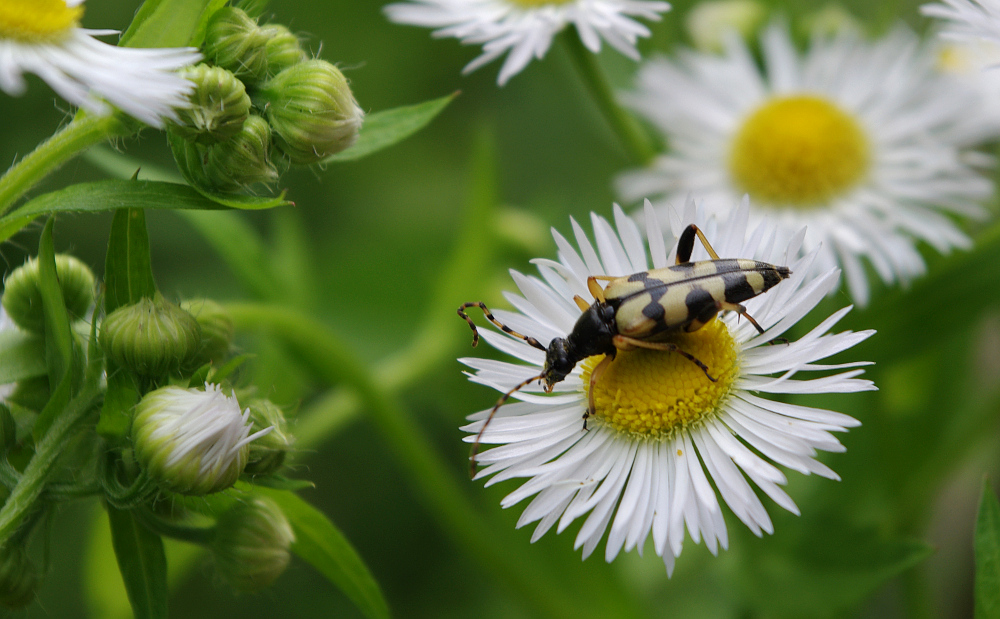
[459, 223, 791, 473]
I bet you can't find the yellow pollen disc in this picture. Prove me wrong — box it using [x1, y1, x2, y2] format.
[580, 319, 739, 438]
[0, 0, 81, 42]
[508, 0, 575, 7]
[729, 95, 870, 208]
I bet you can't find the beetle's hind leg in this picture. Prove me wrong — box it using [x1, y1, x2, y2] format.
[613, 335, 717, 382]
[458, 302, 546, 351]
[676, 224, 721, 264]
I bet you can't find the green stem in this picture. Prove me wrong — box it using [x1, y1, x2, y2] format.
[561, 32, 656, 166]
[0, 386, 101, 547]
[0, 114, 131, 216]
[226, 302, 641, 619]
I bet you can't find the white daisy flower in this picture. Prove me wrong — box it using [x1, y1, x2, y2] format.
[383, 0, 671, 86]
[616, 22, 997, 306]
[132, 383, 273, 495]
[922, 0, 1000, 44]
[460, 198, 875, 574]
[0, 0, 201, 127]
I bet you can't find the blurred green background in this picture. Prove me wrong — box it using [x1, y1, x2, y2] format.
[2, 0, 999, 617]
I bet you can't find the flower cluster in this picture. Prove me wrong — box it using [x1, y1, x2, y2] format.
[168, 6, 364, 193]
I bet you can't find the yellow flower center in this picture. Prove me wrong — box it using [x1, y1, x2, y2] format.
[728, 95, 870, 208]
[0, 0, 81, 42]
[508, 0, 575, 7]
[581, 319, 739, 438]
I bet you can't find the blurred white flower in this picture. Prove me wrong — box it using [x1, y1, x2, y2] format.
[617, 22, 997, 306]
[0, 0, 200, 127]
[384, 0, 671, 85]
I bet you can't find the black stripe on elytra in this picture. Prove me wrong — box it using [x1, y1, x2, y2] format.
[641, 285, 668, 321]
[722, 272, 755, 303]
[685, 286, 719, 324]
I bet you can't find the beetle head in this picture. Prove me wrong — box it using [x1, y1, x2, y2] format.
[543, 337, 576, 391]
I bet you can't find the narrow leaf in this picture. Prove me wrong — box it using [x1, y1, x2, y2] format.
[189, 186, 291, 210]
[976, 480, 1000, 619]
[104, 209, 157, 314]
[107, 508, 169, 619]
[121, 0, 213, 48]
[96, 366, 140, 441]
[324, 93, 459, 163]
[257, 488, 390, 619]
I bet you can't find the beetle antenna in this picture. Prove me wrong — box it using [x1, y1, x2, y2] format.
[469, 371, 547, 478]
[458, 302, 546, 351]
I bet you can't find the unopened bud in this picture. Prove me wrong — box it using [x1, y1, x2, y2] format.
[261, 24, 308, 77]
[260, 60, 364, 164]
[133, 384, 272, 495]
[203, 7, 269, 81]
[243, 399, 293, 477]
[100, 296, 201, 378]
[211, 497, 294, 592]
[180, 298, 235, 366]
[204, 115, 280, 191]
[2, 254, 95, 333]
[172, 64, 252, 144]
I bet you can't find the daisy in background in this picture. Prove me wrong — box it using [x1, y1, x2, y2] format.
[0, 0, 200, 127]
[460, 198, 875, 574]
[617, 21, 998, 306]
[383, 0, 671, 86]
[922, 0, 1000, 44]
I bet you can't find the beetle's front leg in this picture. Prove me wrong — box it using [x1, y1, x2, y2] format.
[583, 354, 614, 430]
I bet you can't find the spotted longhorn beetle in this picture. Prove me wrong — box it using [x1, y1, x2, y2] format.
[459, 224, 791, 473]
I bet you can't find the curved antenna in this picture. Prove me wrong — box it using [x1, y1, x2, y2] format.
[458, 302, 547, 351]
[469, 371, 546, 478]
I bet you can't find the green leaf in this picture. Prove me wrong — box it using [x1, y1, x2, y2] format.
[120, 0, 214, 48]
[104, 209, 157, 314]
[324, 93, 459, 163]
[107, 507, 169, 619]
[976, 479, 1000, 619]
[189, 185, 292, 211]
[0, 330, 46, 384]
[257, 488, 390, 619]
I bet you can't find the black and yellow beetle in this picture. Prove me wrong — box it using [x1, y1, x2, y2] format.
[459, 223, 791, 471]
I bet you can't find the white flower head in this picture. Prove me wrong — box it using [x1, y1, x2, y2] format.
[0, 0, 201, 127]
[461, 198, 875, 574]
[617, 21, 997, 306]
[922, 0, 1000, 44]
[384, 0, 671, 86]
[132, 383, 273, 495]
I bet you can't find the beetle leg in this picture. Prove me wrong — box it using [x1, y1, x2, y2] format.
[573, 295, 591, 312]
[612, 335, 717, 382]
[676, 224, 721, 264]
[458, 302, 546, 351]
[469, 371, 547, 477]
[716, 300, 765, 335]
[587, 276, 607, 303]
[584, 354, 614, 430]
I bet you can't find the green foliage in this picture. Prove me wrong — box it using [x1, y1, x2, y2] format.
[107, 508, 169, 619]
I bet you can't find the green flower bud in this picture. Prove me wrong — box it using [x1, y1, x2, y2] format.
[172, 64, 252, 145]
[211, 497, 294, 592]
[180, 299, 235, 366]
[0, 546, 37, 609]
[2, 254, 95, 333]
[168, 129, 214, 190]
[685, 0, 765, 53]
[260, 60, 364, 164]
[203, 7, 269, 81]
[204, 115, 280, 191]
[261, 24, 308, 77]
[100, 296, 202, 378]
[243, 399, 293, 477]
[133, 384, 272, 495]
